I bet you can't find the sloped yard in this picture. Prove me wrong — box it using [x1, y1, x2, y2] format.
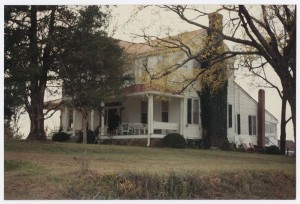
[4, 141, 296, 199]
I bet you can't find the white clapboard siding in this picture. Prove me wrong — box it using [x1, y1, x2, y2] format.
[233, 84, 258, 145]
[227, 69, 235, 143]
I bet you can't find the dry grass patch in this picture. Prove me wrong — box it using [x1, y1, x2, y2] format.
[4, 140, 296, 199]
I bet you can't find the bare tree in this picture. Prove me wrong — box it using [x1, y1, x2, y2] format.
[166, 5, 296, 142]
[130, 5, 296, 148]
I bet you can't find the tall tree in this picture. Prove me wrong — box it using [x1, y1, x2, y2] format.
[4, 6, 111, 140]
[60, 6, 129, 144]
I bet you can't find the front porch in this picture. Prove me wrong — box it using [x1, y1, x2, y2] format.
[98, 121, 180, 140]
[61, 91, 186, 146]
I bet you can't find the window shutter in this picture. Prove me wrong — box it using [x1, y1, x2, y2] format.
[187, 99, 192, 124]
[193, 99, 199, 124]
[237, 114, 241, 135]
[228, 104, 232, 128]
[252, 116, 256, 135]
[248, 115, 252, 135]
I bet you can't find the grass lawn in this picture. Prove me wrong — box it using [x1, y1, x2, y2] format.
[4, 140, 296, 199]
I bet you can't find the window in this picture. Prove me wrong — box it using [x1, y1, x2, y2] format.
[187, 98, 199, 124]
[248, 115, 256, 135]
[141, 101, 148, 124]
[201, 61, 209, 69]
[237, 114, 241, 135]
[162, 101, 168, 122]
[270, 124, 275, 133]
[228, 104, 232, 128]
[265, 123, 275, 134]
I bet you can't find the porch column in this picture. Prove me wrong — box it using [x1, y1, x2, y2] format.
[100, 102, 105, 136]
[91, 109, 95, 131]
[147, 94, 154, 146]
[72, 109, 76, 136]
[180, 98, 185, 135]
[63, 107, 69, 132]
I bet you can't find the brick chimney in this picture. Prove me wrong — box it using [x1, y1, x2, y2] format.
[207, 12, 224, 53]
[208, 12, 223, 34]
[257, 89, 265, 147]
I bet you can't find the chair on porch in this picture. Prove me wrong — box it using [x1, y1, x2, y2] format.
[121, 123, 130, 135]
[133, 123, 146, 135]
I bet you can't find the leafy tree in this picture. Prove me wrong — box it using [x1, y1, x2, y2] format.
[5, 6, 59, 140]
[60, 6, 129, 144]
[4, 6, 113, 141]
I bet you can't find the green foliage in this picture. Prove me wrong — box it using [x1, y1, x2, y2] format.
[265, 145, 281, 155]
[199, 81, 228, 149]
[77, 130, 95, 144]
[162, 133, 186, 149]
[4, 6, 119, 140]
[61, 7, 131, 111]
[52, 132, 70, 142]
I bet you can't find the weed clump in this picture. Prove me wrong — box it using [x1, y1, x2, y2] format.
[60, 170, 295, 199]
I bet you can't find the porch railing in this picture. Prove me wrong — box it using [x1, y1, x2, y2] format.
[153, 121, 179, 132]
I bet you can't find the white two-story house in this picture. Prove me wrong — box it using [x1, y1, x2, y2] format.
[46, 13, 278, 147]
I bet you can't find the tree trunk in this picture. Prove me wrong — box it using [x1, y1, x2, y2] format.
[27, 91, 47, 141]
[289, 100, 296, 143]
[281, 73, 296, 144]
[280, 96, 287, 155]
[287, 95, 296, 155]
[82, 111, 88, 144]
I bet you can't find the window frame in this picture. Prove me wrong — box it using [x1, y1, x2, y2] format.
[187, 98, 199, 125]
[248, 115, 257, 135]
[161, 101, 169, 122]
[141, 101, 148, 124]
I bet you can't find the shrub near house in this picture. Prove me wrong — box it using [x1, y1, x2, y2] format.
[76, 130, 96, 144]
[162, 133, 186, 149]
[52, 132, 70, 142]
